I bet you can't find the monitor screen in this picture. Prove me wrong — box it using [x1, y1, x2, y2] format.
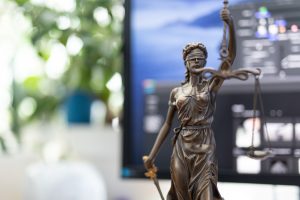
[123, 0, 300, 185]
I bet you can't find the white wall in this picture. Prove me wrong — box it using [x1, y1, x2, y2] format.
[0, 125, 298, 200]
[64, 125, 300, 200]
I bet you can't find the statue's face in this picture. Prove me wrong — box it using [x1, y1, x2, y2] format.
[185, 48, 206, 71]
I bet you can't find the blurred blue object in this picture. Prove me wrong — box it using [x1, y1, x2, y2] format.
[66, 90, 93, 124]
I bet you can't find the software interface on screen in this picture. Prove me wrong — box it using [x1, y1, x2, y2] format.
[124, 0, 300, 183]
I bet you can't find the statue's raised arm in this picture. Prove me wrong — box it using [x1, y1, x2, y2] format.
[210, 1, 236, 92]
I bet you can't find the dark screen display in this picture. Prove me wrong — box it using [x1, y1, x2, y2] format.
[123, 0, 300, 185]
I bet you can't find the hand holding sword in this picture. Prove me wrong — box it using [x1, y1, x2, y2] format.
[143, 156, 165, 200]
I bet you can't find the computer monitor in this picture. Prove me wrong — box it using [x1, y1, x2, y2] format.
[123, 0, 300, 185]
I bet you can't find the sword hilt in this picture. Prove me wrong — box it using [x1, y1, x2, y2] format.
[143, 155, 158, 179]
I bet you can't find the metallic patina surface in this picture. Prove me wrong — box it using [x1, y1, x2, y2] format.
[143, 1, 261, 199]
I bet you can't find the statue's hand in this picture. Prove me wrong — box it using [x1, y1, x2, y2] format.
[143, 156, 158, 179]
[143, 155, 155, 171]
[220, 7, 230, 23]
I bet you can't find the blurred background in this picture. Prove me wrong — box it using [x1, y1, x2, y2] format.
[0, 0, 300, 200]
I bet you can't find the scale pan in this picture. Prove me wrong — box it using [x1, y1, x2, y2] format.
[246, 149, 272, 160]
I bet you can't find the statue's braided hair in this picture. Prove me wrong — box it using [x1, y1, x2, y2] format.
[182, 42, 208, 61]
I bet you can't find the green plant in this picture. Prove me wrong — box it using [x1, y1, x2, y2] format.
[11, 0, 123, 125]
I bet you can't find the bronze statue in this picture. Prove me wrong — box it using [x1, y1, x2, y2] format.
[143, 1, 262, 199]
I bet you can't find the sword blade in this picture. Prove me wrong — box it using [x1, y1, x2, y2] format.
[152, 177, 165, 200]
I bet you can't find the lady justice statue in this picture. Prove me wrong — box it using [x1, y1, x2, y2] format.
[143, 1, 262, 199]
